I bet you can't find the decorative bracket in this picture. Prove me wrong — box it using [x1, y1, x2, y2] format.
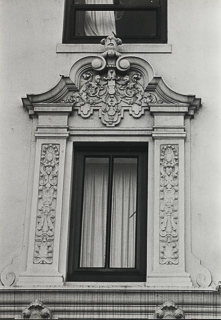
[22, 300, 51, 319]
[154, 301, 185, 319]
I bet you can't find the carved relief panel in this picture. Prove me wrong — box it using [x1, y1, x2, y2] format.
[159, 145, 179, 265]
[34, 144, 60, 264]
[1, 34, 211, 290]
[63, 70, 161, 127]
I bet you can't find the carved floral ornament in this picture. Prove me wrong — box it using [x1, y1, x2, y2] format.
[34, 144, 60, 264]
[63, 70, 161, 127]
[63, 34, 162, 126]
[159, 145, 179, 265]
[22, 34, 201, 124]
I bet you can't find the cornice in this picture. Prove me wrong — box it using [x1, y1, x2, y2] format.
[146, 77, 201, 117]
[22, 77, 77, 117]
[0, 288, 220, 319]
[22, 36, 201, 123]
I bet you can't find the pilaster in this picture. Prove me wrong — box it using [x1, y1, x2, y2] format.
[17, 106, 72, 286]
[146, 105, 192, 287]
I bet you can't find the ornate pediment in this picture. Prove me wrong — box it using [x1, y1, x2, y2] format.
[23, 34, 201, 126]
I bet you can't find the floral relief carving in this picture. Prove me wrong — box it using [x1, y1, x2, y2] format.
[33, 144, 59, 264]
[63, 71, 162, 127]
[159, 145, 179, 265]
[62, 34, 162, 127]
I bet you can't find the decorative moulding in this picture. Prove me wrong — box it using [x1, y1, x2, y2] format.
[154, 301, 185, 319]
[34, 144, 60, 265]
[0, 289, 220, 319]
[159, 145, 179, 265]
[1, 35, 213, 290]
[22, 36, 200, 127]
[56, 43, 172, 54]
[22, 300, 51, 319]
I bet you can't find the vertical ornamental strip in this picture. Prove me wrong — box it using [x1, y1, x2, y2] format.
[34, 144, 60, 265]
[159, 144, 179, 265]
[148, 103, 192, 287]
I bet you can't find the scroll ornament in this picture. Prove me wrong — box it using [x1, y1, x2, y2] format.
[159, 145, 179, 265]
[33, 144, 59, 264]
[62, 34, 162, 126]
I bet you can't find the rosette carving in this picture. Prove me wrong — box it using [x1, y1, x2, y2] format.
[33, 144, 59, 264]
[159, 145, 179, 265]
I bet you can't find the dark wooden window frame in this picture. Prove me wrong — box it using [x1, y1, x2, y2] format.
[67, 143, 148, 282]
[63, 0, 167, 44]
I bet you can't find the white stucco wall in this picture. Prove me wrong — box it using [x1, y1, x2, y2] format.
[0, 0, 220, 285]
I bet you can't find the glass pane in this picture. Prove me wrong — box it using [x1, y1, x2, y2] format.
[116, 10, 157, 37]
[74, 10, 157, 37]
[110, 158, 137, 268]
[119, 0, 160, 6]
[74, 0, 113, 3]
[73, 0, 160, 5]
[80, 157, 109, 267]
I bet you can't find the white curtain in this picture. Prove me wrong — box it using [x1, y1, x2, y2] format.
[80, 157, 137, 268]
[84, 0, 116, 36]
[110, 159, 137, 268]
[80, 158, 109, 267]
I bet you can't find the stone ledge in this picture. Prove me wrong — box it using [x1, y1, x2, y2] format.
[0, 288, 220, 319]
[56, 43, 172, 54]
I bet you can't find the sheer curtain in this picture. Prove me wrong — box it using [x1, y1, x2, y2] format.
[80, 158, 109, 267]
[110, 159, 137, 268]
[80, 157, 137, 268]
[84, 0, 116, 36]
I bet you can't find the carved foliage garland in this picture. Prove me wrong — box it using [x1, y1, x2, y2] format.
[33, 144, 60, 264]
[62, 34, 162, 127]
[63, 71, 160, 127]
[159, 145, 179, 265]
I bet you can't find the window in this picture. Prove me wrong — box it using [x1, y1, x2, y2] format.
[63, 0, 167, 44]
[68, 143, 147, 281]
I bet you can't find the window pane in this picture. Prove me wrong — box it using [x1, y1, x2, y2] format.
[80, 158, 109, 267]
[74, 10, 157, 37]
[110, 158, 137, 268]
[73, 0, 160, 5]
[74, 0, 113, 3]
[119, 0, 160, 6]
[116, 10, 157, 37]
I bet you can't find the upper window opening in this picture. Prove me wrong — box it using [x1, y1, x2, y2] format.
[63, 0, 167, 43]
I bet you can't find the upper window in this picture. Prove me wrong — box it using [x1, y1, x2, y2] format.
[67, 143, 147, 282]
[63, 0, 167, 43]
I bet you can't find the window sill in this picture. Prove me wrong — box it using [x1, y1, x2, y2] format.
[56, 43, 172, 54]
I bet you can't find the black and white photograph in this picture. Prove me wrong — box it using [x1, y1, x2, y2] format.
[0, 0, 221, 318]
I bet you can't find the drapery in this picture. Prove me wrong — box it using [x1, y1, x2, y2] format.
[110, 159, 137, 268]
[80, 158, 109, 267]
[80, 157, 137, 268]
[84, 0, 116, 36]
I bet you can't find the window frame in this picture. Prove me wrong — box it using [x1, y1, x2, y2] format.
[63, 0, 167, 44]
[67, 143, 148, 282]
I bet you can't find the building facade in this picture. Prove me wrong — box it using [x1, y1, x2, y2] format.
[0, 0, 221, 318]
